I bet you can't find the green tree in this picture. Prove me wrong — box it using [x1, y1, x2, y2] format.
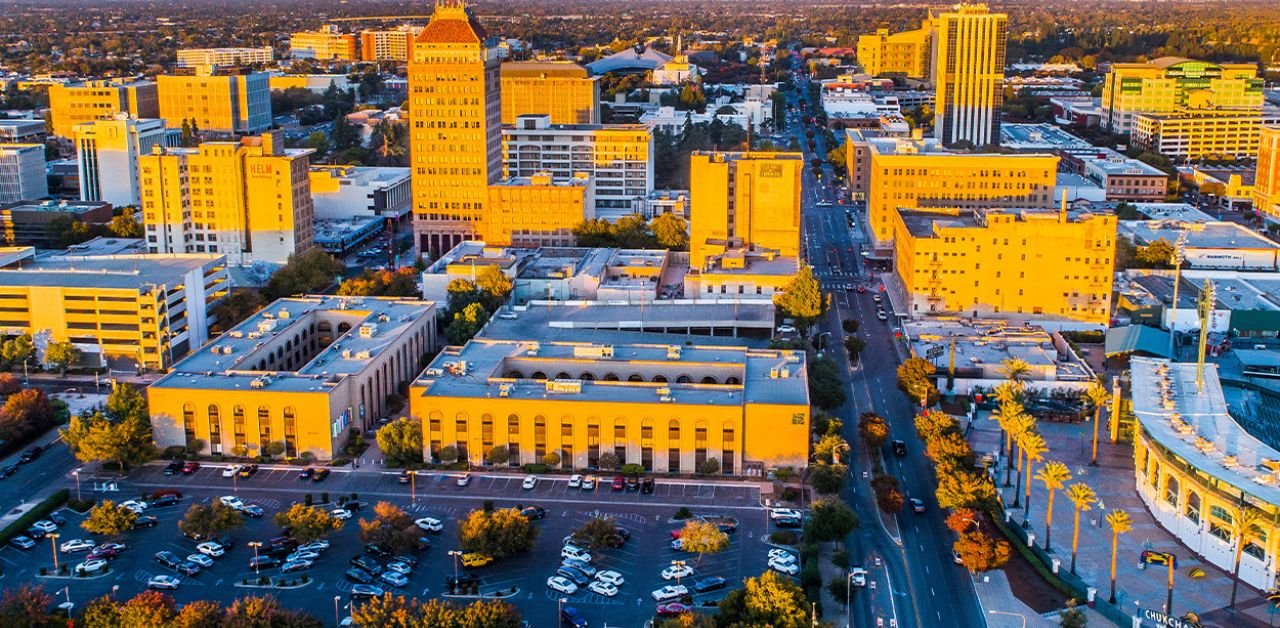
[696, 457, 721, 475]
[107, 208, 143, 238]
[263, 248, 344, 301]
[1136, 238, 1176, 268]
[572, 218, 617, 248]
[475, 266, 513, 312]
[445, 278, 482, 314]
[105, 382, 148, 422]
[717, 570, 809, 628]
[273, 503, 343, 544]
[896, 357, 938, 405]
[857, 412, 890, 448]
[810, 462, 847, 495]
[650, 213, 689, 250]
[81, 500, 139, 536]
[457, 600, 522, 628]
[330, 114, 361, 152]
[872, 474, 904, 513]
[679, 519, 730, 565]
[484, 445, 510, 466]
[376, 417, 423, 466]
[43, 341, 81, 374]
[61, 410, 154, 472]
[569, 516, 621, 551]
[806, 498, 859, 542]
[209, 290, 265, 334]
[597, 451, 621, 471]
[445, 302, 489, 346]
[0, 388, 53, 442]
[172, 600, 225, 627]
[807, 356, 846, 410]
[773, 266, 824, 332]
[438, 444, 460, 464]
[305, 131, 329, 155]
[813, 433, 848, 464]
[935, 470, 998, 511]
[178, 502, 244, 540]
[457, 507, 539, 558]
[369, 118, 408, 166]
[358, 501, 421, 554]
[0, 333, 35, 369]
[614, 213, 656, 248]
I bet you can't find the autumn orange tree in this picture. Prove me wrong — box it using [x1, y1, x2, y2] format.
[872, 474, 904, 513]
[358, 501, 421, 553]
[857, 412, 890, 448]
[954, 531, 1011, 572]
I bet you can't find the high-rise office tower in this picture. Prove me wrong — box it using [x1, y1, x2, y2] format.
[74, 115, 178, 207]
[409, 0, 503, 257]
[931, 3, 1006, 147]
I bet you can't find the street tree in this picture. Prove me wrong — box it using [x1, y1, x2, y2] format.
[925, 431, 974, 467]
[813, 433, 848, 465]
[857, 412, 889, 448]
[0, 333, 35, 369]
[1106, 509, 1133, 603]
[935, 470, 997, 512]
[896, 357, 937, 405]
[650, 212, 689, 250]
[679, 519, 729, 564]
[458, 507, 539, 558]
[773, 265, 824, 332]
[273, 504, 343, 544]
[61, 410, 154, 472]
[716, 570, 809, 628]
[105, 382, 148, 423]
[43, 341, 80, 374]
[81, 500, 139, 536]
[953, 531, 1011, 572]
[1086, 381, 1109, 466]
[1036, 460, 1072, 551]
[1066, 483, 1097, 574]
[178, 502, 243, 540]
[376, 418, 423, 467]
[0, 388, 54, 442]
[809, 462, 847, 495]
[807, 357, 846, 410]
[358, 501, 420, 554]
[1019, 432, 1048, 520]
[872, 474, 904, 513]
[806, 498, 859, 542]
[569, 516, 620, 551]
[945, 508, 981, 535]
[913, 410, 959, 444]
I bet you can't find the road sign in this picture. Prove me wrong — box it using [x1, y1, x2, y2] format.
[925, 346, 945, 360]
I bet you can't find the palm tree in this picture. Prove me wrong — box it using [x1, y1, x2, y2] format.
[1229, 505, 1264, 609]
[1066, 483, 1098, 574]
[991, 390, 1023, 464]
[1086, 381, 1109, 466]
[1007, 413, 1035, 498]
[999, 358, 1032, 383]
[1107, 509, 1133, 604]
[1020, 432, 1048, 525]
[1036, 461, 1071, 551]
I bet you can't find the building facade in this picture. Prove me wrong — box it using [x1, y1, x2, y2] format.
[845, 130, 1058, 248]
[74, 115, 179, 207]
[1078, 151, 1170, 202]
[410, 339, 810, 475]
[930, 4, 1006, 147]
[502, 114, 653, 215]
[0, 252, 227, 369]
[500, 62, 600, 125]
[177, 47, 274, 67]
[1132, 109, 1280, 161]
[409, 1, 503, 257]
[856, 24, 931, 79]
[893, 206, 1117, 324]
[0, 201, 111, 247]
[47, 80, 160, 139]
[157, 68, 272, 137]
[1257, 126, 1280, 222]
[0, 144, 48, 203]
[360, 26, 424, 62]
[140, 132, 315, 265]
[485, 173, 592, 248]
[309, 166, 412, 221]
[290, 25, 358, 62]
[1102, 57, 1264, 135]
[149, 296, 437, 460]
[689, 152, 802, 269]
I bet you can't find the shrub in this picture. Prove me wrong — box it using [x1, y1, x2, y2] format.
[162, 445, 187, 458]
[770, 531, 799, 545]
[521, 463, 549, 474]
[0, 489, 69, 547]
[66, 499, 95, 513]
[674, 507, 693, 520]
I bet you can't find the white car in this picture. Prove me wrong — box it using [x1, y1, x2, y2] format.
[119, 500, 148, 513]
[147, 575, 181, 590]
[595, 570, 625, 586]
[187, 553, 214, 568]
[385, 561, 412, 576]
[222, 465, 240, 478]
[380, 571, 409, 588]
[59, 539, 95, 553]
[218, 496, 244, 510]
[567, 474, 583, 488]
[547, 576, 578, 595]
[769, 557, 800, 575]
[776, 324, 798, 334]
[456, 473, 471, 487]
[286, 550, 319, 563]
[770, 508, 802, 520]
[561, 545, 592, 563]
[850, 567, 867, 587]
[415, 517, 443, 532]
[581, 476, 596, 490]
[588, 580, 618, 597]
[30, 519, 58, 533]
[651, 585, 688, 602]
[329, 508, 352, 521]
[74, 559, 108, 575]
[196, 542, 224, 557]
[768, 549, 796, 561]
[662, 564, 694, 581]
[298, 540, 330, 553]
[522, 475, 538, 490]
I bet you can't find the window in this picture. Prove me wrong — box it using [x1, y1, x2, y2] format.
[668, 419, 680, 441]
[283, 407, 297, 458]
[232, 405, 246, 449]
[1210, 505, 1233, 525]
[182, 403, 196, 450]
[258, 406, 271, 453]
[208, 405, 222, 453]
[1185, 492, 1201, 524]
[1163, 476, 1179, 507]
[668, 448, 680, 472]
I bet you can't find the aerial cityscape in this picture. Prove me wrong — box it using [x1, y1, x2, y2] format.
[0, 0, 1278, 626]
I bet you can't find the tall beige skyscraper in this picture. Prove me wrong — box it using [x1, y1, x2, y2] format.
[409, 0, 503, 257]
[931, 4, 1007, 147]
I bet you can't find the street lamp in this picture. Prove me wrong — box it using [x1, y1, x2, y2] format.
[247, 541, 263, 577]
[448, 550, 462, 582]
[333, 595, 341, 626]
[72, 468, 81, 503]
[49, 533, 61, 572]
[557, 597, 567, 625]
[409, 470, 416, 503]
[671, 559, 687, 589]
[845, 572, 855, 628]
[111, 585, 119, 601]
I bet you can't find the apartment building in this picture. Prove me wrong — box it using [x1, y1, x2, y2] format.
[47, 79, 159, 138]
[856, 23, 931, 79]
[177, 47, 274, 67]
[290, 25, 358, 62]
[360, 26, 424, 62]
[156, 67, 272, 136]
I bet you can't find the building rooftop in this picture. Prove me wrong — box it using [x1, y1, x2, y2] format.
[1084, 154, 1168, 178]
[0, 200, 110, 215]
[1129, 203, 1215, 222]
[586, 47, 673, 75]
[898, 207, 1100, 239]
[999, 123, 1093, 151]
[0, 253, 220, 289]
[500, 61, 591, 78]
[414, 338, 808, 407]
[309, 165, 410, 186]
[1119, 220, 1280, 252]
[1130, 357, 1280, 507]
[153, 296, 436, 393]
[50, 237, 146, 257]
[482, 300, 775, 348]
[905, 319, 1095, 382]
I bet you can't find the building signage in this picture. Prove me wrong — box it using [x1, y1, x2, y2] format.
[1138, 608, 1198, 628]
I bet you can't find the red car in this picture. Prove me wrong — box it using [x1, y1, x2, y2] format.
[856, 285, 866, 294]
[181, 461, 200, 474]
[611, 476, 625, 492]
[88, 542, 127, 560]
[656, 603, 691, 617]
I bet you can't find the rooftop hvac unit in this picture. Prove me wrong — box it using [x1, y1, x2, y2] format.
[574, 345, 614, 359]
[784, 354, 800, 364]
[660, 395, 674, 403]
[278, 309, 290, 319]
[499, 383, 512, 397]
[667, 346, 682, 360]
[354, 350, 372, 360]
[424, 368, 444, 377]
[526, 342, 540, 356]
[359, 323, 378, 338]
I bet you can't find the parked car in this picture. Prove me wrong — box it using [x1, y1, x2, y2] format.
[312, 468, 331, 482]
[196, 542, 224, 557]
[546, 576, 577, 595]
[611, 475, 626, 491]
[148, 494, 180, 507]
[774, 516, 803, 529]
[222, 465, 240, 478]
[651, 585, 688, 602]
[595, 570, 625, 586]
[163, 460, 184, 475]
[662, 564, 693, 581]
[581, 476, 596, 490]
[298, 540, 330, 554]
[186, 554, 214, 569]
[175, 561, 201, 576]
[415, 517, 443, 532]
[392, 554, 417, 568]
[567, 474, 582, 488]
[249, 556, 281, 570]
[349, 584, 384, 601]
[148, 575, 181, 590]
[218, 495, 245, 509]
[88, 543, 127, 560]
[345, 567, 374, 584]
[657, 602, 691, 617]
[9, 535, 34, 550]
[286, 550, 320, 563]
[556, 566, 590, 587]
[398, 470, 414, 484]
[641, 477, 655, 494]
[385, 561, 412, 576]
[237, 464, 259, 478]
[181, 461, 200, 474]
[330, 508, 353, 521]
[560, 606, 588, 628]
[769, 557, 800, 575]
[281, 559, 313, 574]
[154, 551, 182, 569]
[561, 558, 596, 578]
[132, 515, 159, 529]
[379, 571, 409, 587]
[297, 468, 315, 479]
[59, 539, 95, 553]
[75, 558, 109, 575]
[455, 473, 471, 486]
[561, 545, 592, 563]
[522, 475, 538, 490]
[461, 552, 493, 568]
[625, 476, 640, 492]
[350, 555, 382, 575]
[693, 576, 727, 593]
[31, 519, 58, 533]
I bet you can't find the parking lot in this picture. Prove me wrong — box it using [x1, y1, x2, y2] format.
[4, 464, 787, 626]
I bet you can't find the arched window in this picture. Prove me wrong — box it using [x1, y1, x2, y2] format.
[555, 372, 572, 380]
[668, 419, 680, 440]
[337, 322, 352, 333]
[653, 375, 668, 383]
[628, 374, 644, 382]
[531, 371, 548, 380]
[1185, 492, 1201, 524]
[505, 370, 524, 379]
[603, 373, 620, 381]
[579, 372, 595, 381]
[257, 406, 271, 452]
[207, 404, 222, 453]
[283, 407, 297, 458]
[1163, 475, 1179, 507]
[181, 403, 196, 448]
[676, 375, 693, 384]
[701, 376, 717, 384]
[726, 377, 741, 385]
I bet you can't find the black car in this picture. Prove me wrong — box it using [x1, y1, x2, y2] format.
[693, 576, 728, 593]
[249, 556, 281, 570]
[148, 494, 180, 507]
[640, 477, 655, 494]
[19, 446, 43, 463]
[240, 504, 265, 518]
[892, 440, 908, 457]
[163, 460, 184, 475]
[775, 516, 803, 529]
[341, 500, 368, 512]
[520, 506, 546, 520]
[176, 561, 201, 576]
[392, 554, 418, 568]
[625, 476, 640, 492]
[312, 468, 331, 482]
[350, 555, 382, 575]
[214, 535, 235, 550]
[345, 567, 374, 584]
[48, 513, 66, 526]
[0, 464, 18, 479]
[131, 515, 159, 529]
[364, 543, 392, 557]
[25, 527, 46, 539]
[262, 544, 292, 558]
[297, 468, 314, 480]
[154, 551, 182, 568]
[555, 566, 590, 586]
[237, 464, 259, 478]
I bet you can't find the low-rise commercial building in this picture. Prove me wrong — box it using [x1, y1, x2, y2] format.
[149, 296, 438, 459]
[892, 205, 1116, 325]
[0, 200, 112, 247]
[484, 173, 593, 248]
[309, 165, 411, 222]
[410, 339, 809, 474]
[499, 62, 600, 125]
[47, 79, 159, 139]
[157, 67, 272, 137]
[1119, 219, 1280, 271]
[503, 114, 652, 217]
[856, 24, 931, 79]
[267, 74, 352, 95]
[177, 47, 274, 68]
[1133, 108, 1280, 161]
[0, 144, 47, 203]
[905, 319, 1097, 396]
[1080, 152, 1170, 202]
[1179, 165, 1257, 211]
[0, 250, 227, 369]
[1131, 357, 1280, 591]
[74, 115, 179, 207]
[0, 119, 47, 143]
